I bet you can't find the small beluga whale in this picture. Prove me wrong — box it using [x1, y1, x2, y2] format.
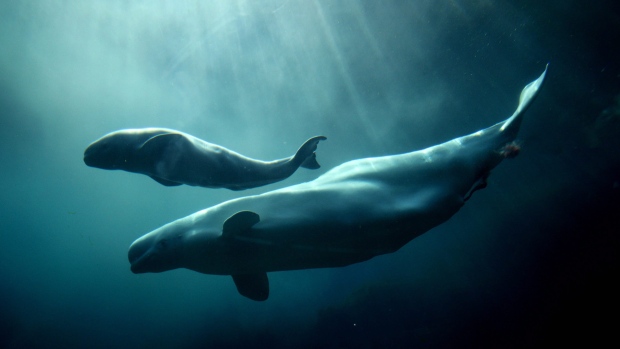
[84, 129, 326, 190]
[128, 66, 548, 301]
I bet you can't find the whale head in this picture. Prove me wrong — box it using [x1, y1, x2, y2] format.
[84, 130, 134, 169]
[128, 211, 229, 274]
[128, 219, 190, 274]
[83, 128, 169, 170]
[128, 210, 262, 275]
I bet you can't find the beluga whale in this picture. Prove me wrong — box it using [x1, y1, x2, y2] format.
[128, 65, 548, 301]
[84, 129, 326, 190]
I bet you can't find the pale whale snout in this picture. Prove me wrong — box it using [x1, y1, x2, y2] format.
[128, 237, 153, 274]
[128, 228, 185, 274]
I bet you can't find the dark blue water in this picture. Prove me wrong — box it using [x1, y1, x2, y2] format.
[1, 1, 618, 348]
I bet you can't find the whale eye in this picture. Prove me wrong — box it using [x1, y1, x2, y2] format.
[157, 239, 168, 248]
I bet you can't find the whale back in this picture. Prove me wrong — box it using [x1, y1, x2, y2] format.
[183, 65, 550, 254]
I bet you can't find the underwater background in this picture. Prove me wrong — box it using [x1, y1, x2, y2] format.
[1, 1, 618, 348]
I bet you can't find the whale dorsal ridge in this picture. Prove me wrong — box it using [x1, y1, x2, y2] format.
[222, 211, 260, 238]
[139, 133, 183, 152]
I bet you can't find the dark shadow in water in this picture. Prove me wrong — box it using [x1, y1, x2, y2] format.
[301, 165, 620, 349]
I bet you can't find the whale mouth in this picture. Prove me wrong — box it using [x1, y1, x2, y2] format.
[83, 147, 96, 166]
[83, 147, 106, 168]
[83, 143, 116, 169]
[128, 237, 152, 273]
[129, 254, 152, 274]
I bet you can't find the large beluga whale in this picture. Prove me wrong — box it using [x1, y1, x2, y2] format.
[128, 66, 548, 301]
[84, 129, 326, 190]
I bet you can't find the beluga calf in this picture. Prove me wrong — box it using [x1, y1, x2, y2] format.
[128, 66, 548, 301]
[84, 129, 326, 190]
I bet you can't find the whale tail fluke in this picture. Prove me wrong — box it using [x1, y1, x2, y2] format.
[295, 136, 327, 169]
[300, 153, 321, 169]
[499, 64, 548, 140]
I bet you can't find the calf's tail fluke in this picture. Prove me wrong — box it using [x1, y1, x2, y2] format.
[294, 136, 327, 169]
[500, 64, 548, 140]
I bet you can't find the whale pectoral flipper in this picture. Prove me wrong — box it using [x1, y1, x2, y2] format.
[463, 173, 489, 202]
[232, 273, 269, 301]
[222, 212, 267, 300]
[295, 136, 327, 169]
[222, 211, 260, 238]
[148, 175, 182, 186]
